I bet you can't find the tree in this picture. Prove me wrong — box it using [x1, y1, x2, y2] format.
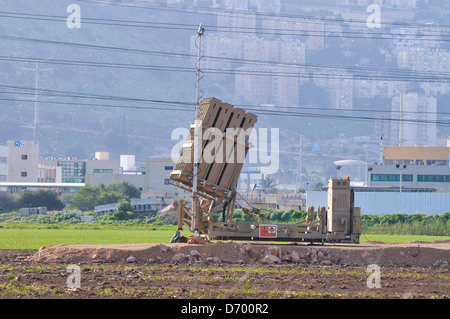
[311, 181, 325, 191]
[72, 182, 141, 211]
[260, 177, 277, 193]
[17, 190, 64, 211]
[0, 192, 18, 212]
[110, 199, 135, 220]
[106, 182, 141, 199]
[73, 184, 101, 211]
[117, 199, 134, 213]
[96, 191, 126, 207]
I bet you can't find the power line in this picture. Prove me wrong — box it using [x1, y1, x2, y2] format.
[0, 34, 195, 59]
[205, 28, 450, 42]
[1, 9, 449, 42]
[0, 83, 195, 107]
[0, 11, 199, 32]
[0, 6, 446, 126]
[1, 89, 448, 127]
[0, 96, 192, 112]
[76, 0, 450, 31]
[243, 107, 450, 126]
[1, 42, 449, 83]
[2, 88, 446, 117]
[2, 54, 448, 83]
[0, 31, 447, 82]
[0, 55, 195, 73]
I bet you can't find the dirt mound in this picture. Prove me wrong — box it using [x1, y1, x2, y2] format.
[28, 240, 450, 268]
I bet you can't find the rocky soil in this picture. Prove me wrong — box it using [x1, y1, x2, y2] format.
[0, 240, 448, 299]
[28, 240, 450, 268]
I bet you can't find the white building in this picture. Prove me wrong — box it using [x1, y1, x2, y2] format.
[120, 155, 137, 173]
[238, 170, 264, 190]
[145, 157, 180, 194]
[0, 145, 8, 182]
[7, 140, 39, 182]
[391, 92, 437, 147]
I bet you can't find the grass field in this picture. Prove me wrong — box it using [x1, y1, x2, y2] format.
[359, 234, 448, 244]
[0, 226, 448, 250]
[0, 226, 178, 250]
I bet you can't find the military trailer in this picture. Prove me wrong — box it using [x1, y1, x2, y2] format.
[169, 97, 361, 244]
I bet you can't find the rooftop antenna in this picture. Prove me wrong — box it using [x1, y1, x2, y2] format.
[192, 24, 205, 237]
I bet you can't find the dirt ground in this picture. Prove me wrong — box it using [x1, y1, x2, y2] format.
[0, 240, 449, 299]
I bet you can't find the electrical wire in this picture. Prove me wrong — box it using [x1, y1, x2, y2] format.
[2, 88, 447, 121]
[76, 0, 450, 31]
[0, 34, 195, 59]
[0, 5, 447, 126]
[1, 86, 446, 117]
[0, 11, 199, 32]
[1, 7, 449, 41]
[1, 88, 448, 127]
[3, 53, 449, 79]
[0, 83, 195, 106]
[1, 45, 449, 84]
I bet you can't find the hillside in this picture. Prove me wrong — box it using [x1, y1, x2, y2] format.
[0, 0, 448, 182]
[0, 0, 206, 160]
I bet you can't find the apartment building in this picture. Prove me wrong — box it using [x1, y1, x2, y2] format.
[7, 140, 39, 182]
[397, 49, 449, 74]
[390, 92, 437, 147]
[261, 17, 324, 51]
[313, 71, 354, 110]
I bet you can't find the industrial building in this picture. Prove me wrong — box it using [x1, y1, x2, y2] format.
[316, 146, 450, 214]
[94, 197, 167, 215]
[39, 152, 122, 184]
[307, 190, 450, 215]
[368, 146, 450, 192]
[37, 152, 146, 192]
[333, 146, 450, 192]
[0, 140, 158, 199]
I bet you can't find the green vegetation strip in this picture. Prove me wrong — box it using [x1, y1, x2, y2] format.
[0, 227, 448, 250]
[0, 226, 448, 250]
[1, 210, 449, 249]
[0, 227, 177, 250]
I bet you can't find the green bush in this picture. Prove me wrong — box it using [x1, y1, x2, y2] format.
[360, 212, 450, 236]
[72, 182, 141, 211]
[17, 190, 64, 211]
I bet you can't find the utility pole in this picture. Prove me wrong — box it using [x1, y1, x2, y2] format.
[297, 135, 303, 189]
[399, 88, 404, 147]
[396, 164, 406, 193]
[22, 58, 52, 147]
[192, 24, 204, 237]
[380, 136, 383, 164]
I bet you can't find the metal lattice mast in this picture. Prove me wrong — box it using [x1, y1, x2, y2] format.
[192, 24, 204, 236]
[22, 58, 52, 147]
